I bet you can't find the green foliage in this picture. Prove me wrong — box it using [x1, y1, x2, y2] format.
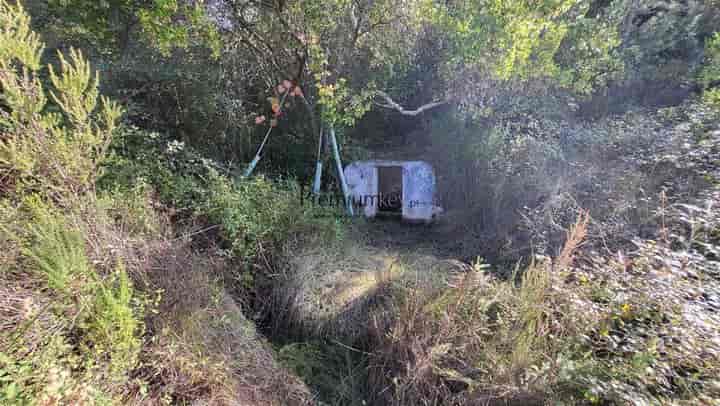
[306, 35, 377, 127]
[98, 181, 162, 236]
[1, 198, 144, 404]
[43, 0, 219, 56]
[203, 175, 343, 260]
[25, 200, 143, 381]
[25, 0, 241, 171]
[424, 0, 623, 94]
[705, 88, 720, 110]
[616, 0, 715, 86]
[98, 125, 215, 210]
[137, 0, 221, 56]
[0, 1, 46, 125]
[700, 32, 720, 109]
[48, 49, 101, 125]
[0, 335, 102, 404]
[0, 0, 41, 70]
[100, 124, 343, 266]
[316, 78, 376, 127]
[0, 1, 122, 199]
[554, 11, 624, 94]
[277, 340, 367, 405]
[82, 262, 142, 383]
[214, 0, 423, 139]
[4, 0, 720, 404]
[24, 198, 91, 293]
[1, 5, 144, 402]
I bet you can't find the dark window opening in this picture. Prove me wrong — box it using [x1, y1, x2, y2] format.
[378, 166, 403, 214]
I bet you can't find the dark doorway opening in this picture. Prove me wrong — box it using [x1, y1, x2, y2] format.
[378, 166, 403, 214]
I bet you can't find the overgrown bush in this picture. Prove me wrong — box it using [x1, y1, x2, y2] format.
[203, 175, 343, 258]
[0, 1, 121, 199]
[100, 123, 343, 260]
[701, 31, 720, 109]
[427, 98, 719, 266]
[1, 198, 144, 404]
[98, 125, 221, 211]
[369, 210, 720, 405]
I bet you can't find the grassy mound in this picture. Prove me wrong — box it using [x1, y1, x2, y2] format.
[265, 234, 462, 345]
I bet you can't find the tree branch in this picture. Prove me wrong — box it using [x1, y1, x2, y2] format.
[374, 91, 448, 116]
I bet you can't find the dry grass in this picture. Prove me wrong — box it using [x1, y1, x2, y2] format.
[82, 193, 314, 404]
[0, 192, 315, 406]
[359, 195, 720, 405]
[265, 237, 459, 345]
[366, 214, 592, 405]
[130, 240, 313, 405]
[555, 210, 589, 271]
[0, 278, 62, 358]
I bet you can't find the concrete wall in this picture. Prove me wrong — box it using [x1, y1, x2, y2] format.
[344, 161, 378, 217]
[344, 160, 436, 221]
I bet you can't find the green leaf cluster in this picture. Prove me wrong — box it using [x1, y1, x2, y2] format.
[423, 0, 623, 94]
[1, 0, 122, 199]
[700, 32, 720, 109]
[44, 0, 220, 56]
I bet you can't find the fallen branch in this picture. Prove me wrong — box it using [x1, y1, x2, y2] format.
[374, 91, 448, 116]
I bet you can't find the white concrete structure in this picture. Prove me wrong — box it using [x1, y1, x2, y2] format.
[344, 160, 439, 222]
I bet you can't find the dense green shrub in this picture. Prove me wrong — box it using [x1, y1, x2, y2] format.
[23, 0, 254, 169]
[1, 198, 144, 404]
[98, 125, 216, 210]
[0, 3, 145, 402]
[701, 32, 720, 109]
[202, 176, 343, 259]
[100, 123, 344, 260]
[0, 19, 122, 199]
[97, 181, 164, 237]
[24, 198, 92, 293]
[82, 262, 142, 383]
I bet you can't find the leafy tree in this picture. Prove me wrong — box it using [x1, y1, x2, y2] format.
[423, 0, 623, 95]
[32, 0, 220, 56]
[216, 0, 422, 128]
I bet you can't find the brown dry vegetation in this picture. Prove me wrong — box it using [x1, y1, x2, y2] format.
[1, 194, 314, 405]
[269, 196, 719, 405]
[131, 241, 313, 406]
[265, 238, 458, 343]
